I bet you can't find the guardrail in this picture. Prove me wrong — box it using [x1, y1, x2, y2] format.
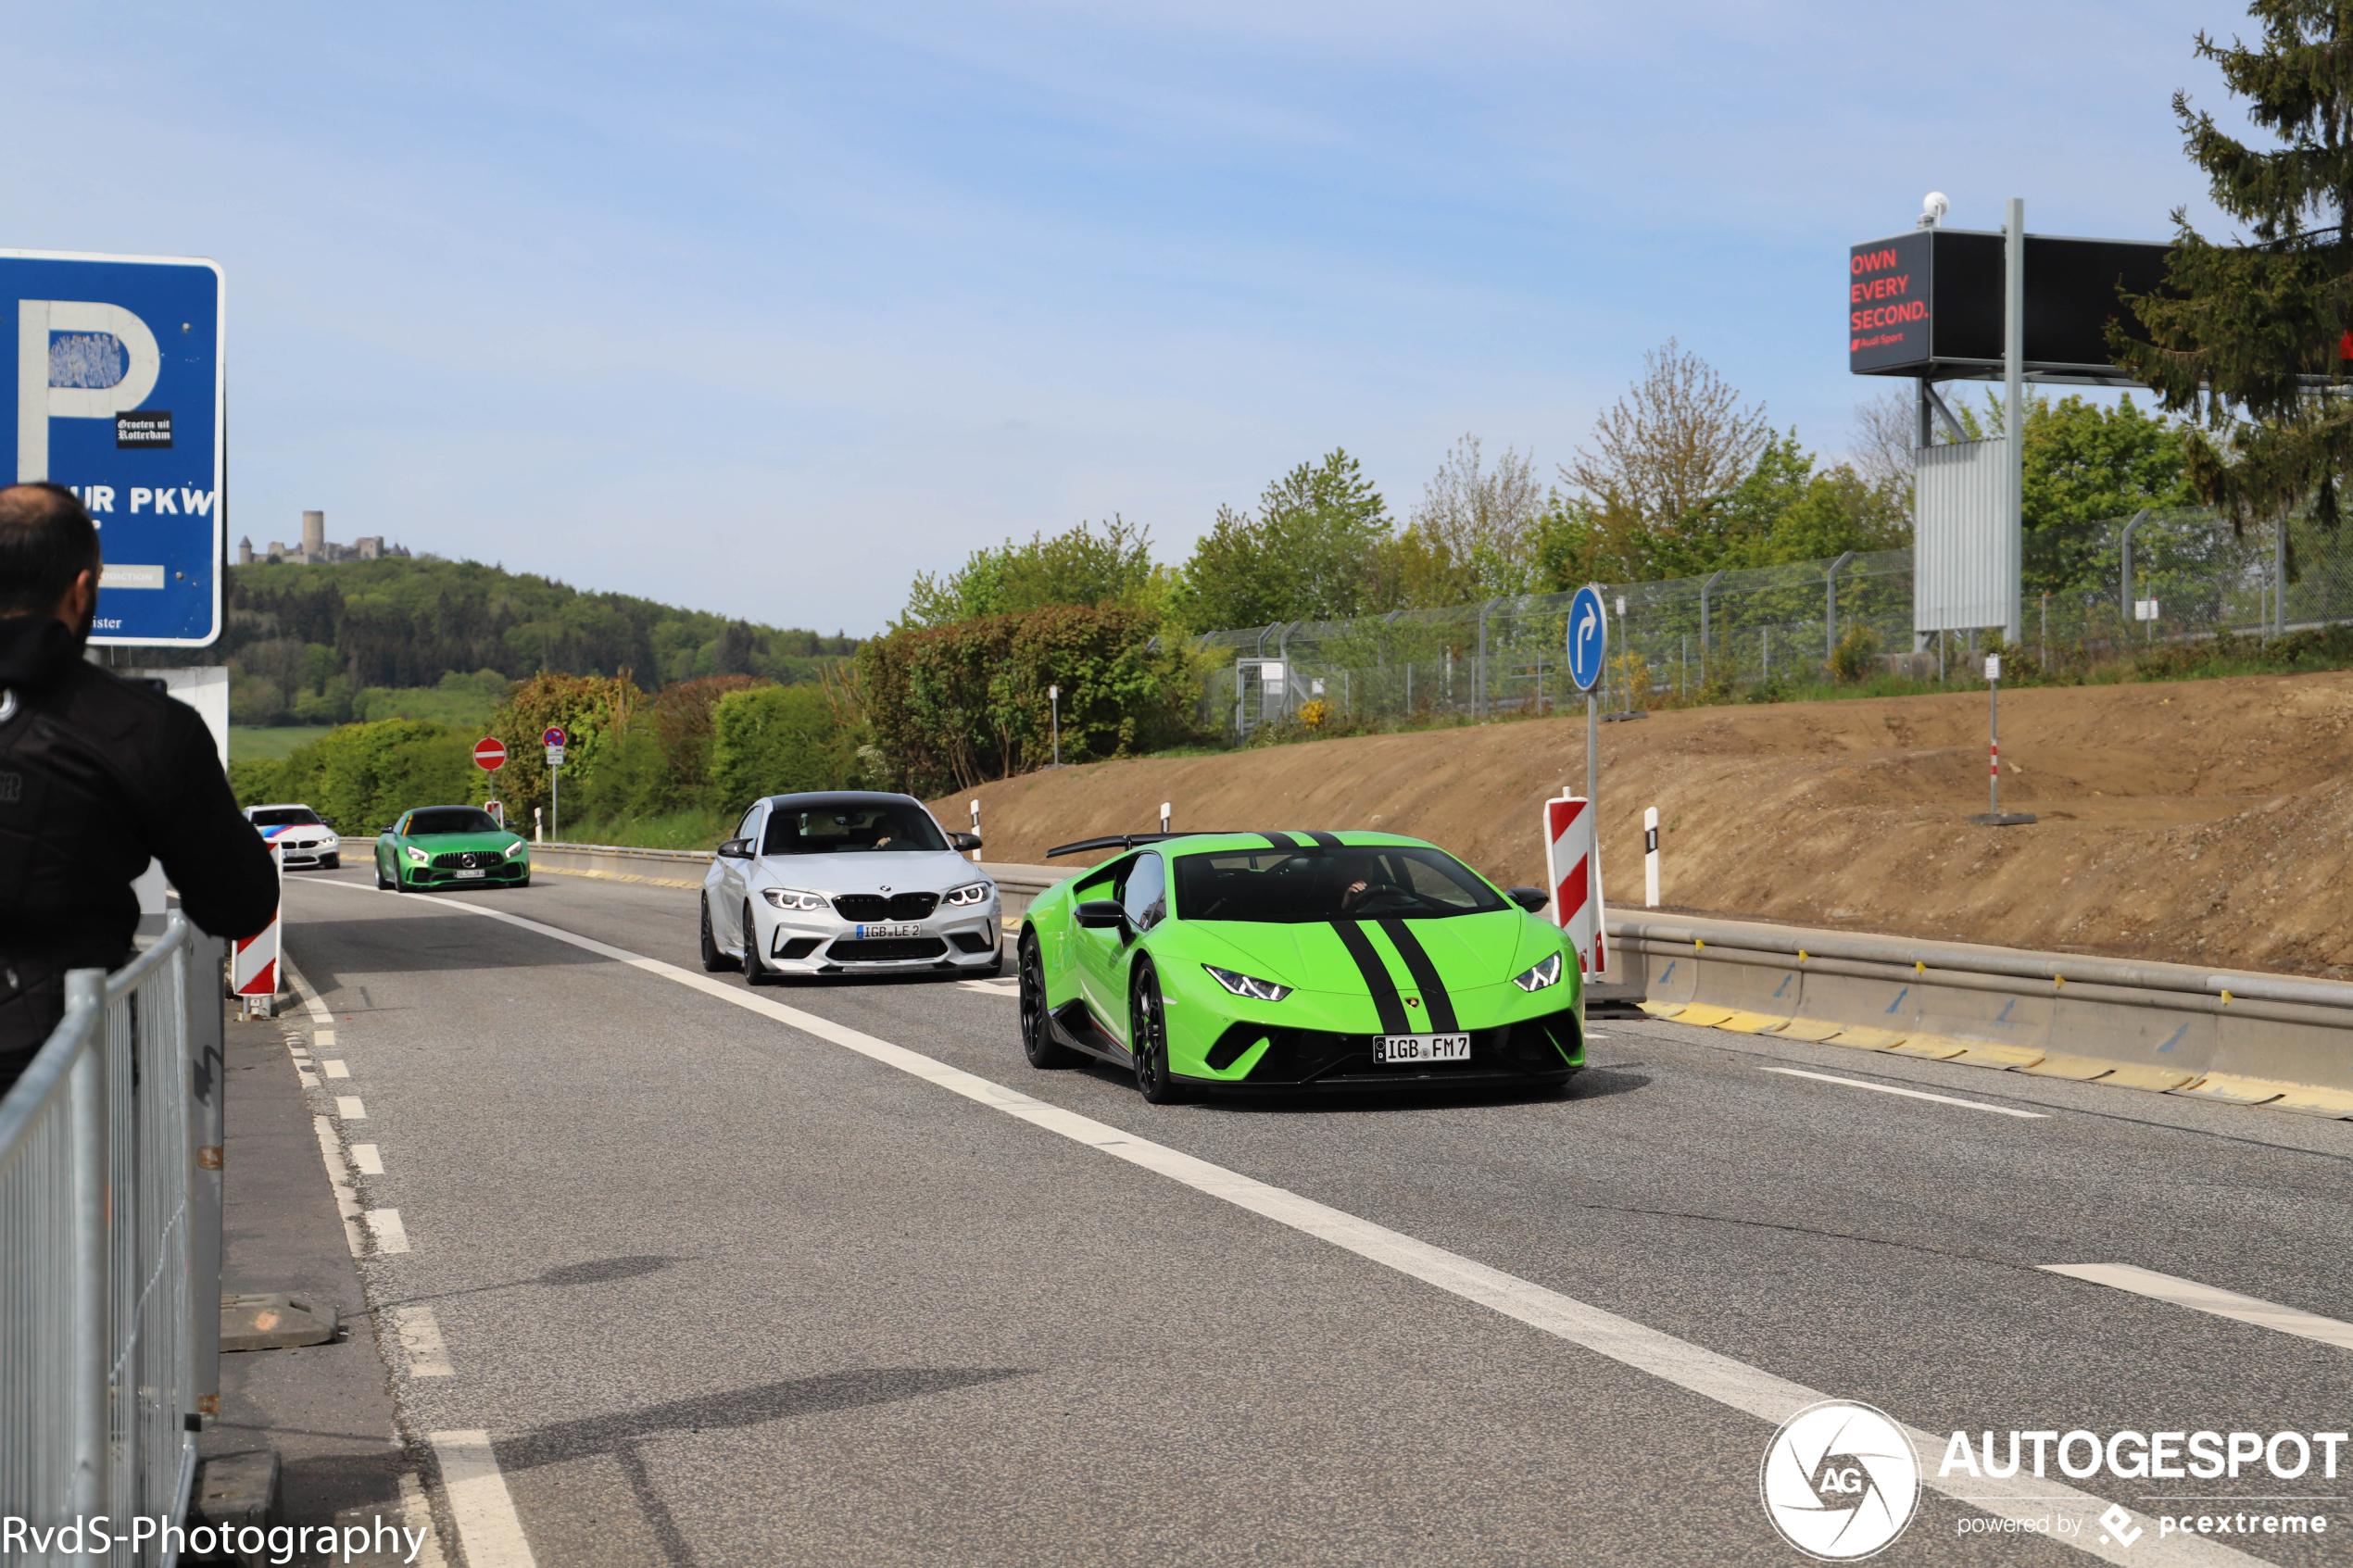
[1611, 912, 2353, 1102]
[528, 843, 1077, 922]
[0, 915, 225, 1563]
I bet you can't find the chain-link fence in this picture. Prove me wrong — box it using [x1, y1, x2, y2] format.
[1192, 508, 2353, 735]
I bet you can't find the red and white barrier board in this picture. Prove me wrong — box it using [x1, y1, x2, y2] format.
[1541, 794, 1607, 979]
[233, 843, 283, 1011]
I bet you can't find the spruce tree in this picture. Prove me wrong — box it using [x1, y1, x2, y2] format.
[2114, 0, 2353, 532]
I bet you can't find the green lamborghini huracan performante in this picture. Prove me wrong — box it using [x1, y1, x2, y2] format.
[1018, 831, 1583, 1101]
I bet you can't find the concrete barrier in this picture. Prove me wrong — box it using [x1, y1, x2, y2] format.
[1609, 912, 2353, 1116]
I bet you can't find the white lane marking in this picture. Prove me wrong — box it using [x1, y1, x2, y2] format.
[336, 1095, 368, 1121]
[1761, 1067, 2048, 1120]
[398, 1472, 450, 1568]
[282, 955, 336, 1023]
[395, 1304, 454, 1376]
[368, 1208, 411, 1254]
[315, 1028, 336, 1048]
[311, 1115, 365, 1258]
[296, 879, 2249, 1565]
[429, 1430, 537, 1568]
[2043, 1263, 2353, 1352]
[323, 1060, 351, 1079]
[350, 1142, 384, 1175]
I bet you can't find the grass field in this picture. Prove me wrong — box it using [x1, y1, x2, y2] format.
[229, 726, 336, 762]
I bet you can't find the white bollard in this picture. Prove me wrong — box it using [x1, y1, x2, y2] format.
[534, 806, 544, 845]
[1160, 801, 1171, 834]
[1644, 807, 1660, 909]
[970, 798, 982, 862]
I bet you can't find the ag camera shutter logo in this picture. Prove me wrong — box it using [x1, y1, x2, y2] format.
[1760, 1399, 1921, 1560]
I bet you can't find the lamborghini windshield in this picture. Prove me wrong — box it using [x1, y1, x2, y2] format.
[1173, 846, 1507, 922]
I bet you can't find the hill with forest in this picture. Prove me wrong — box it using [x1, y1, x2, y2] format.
[145, 557, 856, 727]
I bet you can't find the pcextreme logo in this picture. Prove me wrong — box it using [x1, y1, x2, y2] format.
[1760, 1400, 1921, 1561]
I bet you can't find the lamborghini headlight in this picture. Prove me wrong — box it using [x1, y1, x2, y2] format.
[762, 887, 826, 911]
[943, 881, 993, 907]
[1202, 965, 1291, 1002]
[1512, 952, 1564, 993]
[404, 846, 429, 866]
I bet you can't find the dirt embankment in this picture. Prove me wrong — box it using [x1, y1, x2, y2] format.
[936, 671, 2353, 979]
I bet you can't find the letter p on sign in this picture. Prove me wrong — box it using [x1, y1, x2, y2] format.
[17, 301, 161, 481]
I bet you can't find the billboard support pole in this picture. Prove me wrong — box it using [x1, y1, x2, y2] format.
[2004, 197, 2026, 646]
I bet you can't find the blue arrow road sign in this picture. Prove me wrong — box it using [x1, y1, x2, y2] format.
[2, 251, 225, 646]
[1567, 583, 1606, 692]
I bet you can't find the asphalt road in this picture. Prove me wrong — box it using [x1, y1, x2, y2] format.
[271, 864, 2353, 1567]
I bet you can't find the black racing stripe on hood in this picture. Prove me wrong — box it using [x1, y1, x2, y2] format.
[1301, 831, 1342, 848]
[1330, 921, 1410, 1035]
[1378, 919, 1458, 1034]
[1260, 831, 1301, 850]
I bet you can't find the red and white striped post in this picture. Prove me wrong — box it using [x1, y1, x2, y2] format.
[233, 841, 284, 1017]
[1541, 795, 1607, 983]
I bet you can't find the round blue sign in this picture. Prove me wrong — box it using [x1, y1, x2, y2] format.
[1566, 584, 1607, 692]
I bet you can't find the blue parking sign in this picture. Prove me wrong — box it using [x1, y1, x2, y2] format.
[2, 251, 225, 646]
[1567, 583, 1607, 692]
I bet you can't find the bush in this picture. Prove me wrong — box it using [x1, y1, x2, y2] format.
[859, 604, 1202, 793]
[711, 684, 849, 813]
[1831, 622, 1881, 684]
[266, 720, 477, 835]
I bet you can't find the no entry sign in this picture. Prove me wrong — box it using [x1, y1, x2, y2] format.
[473, 736, 507, 771]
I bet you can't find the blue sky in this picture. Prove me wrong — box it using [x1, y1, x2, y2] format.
[6, 2, 2246, 634]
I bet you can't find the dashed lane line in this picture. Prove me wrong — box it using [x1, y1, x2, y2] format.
[429, 1430, 538, 1568]
[311, 1115, 365, 1259]
[1761, 1066, 2050, 1120]
[2043, 1263, 2353, 1352]
[395, 1304, 455, 1377]
[367, 1208, 411, 1254]
[292, 878, 2262, 1566]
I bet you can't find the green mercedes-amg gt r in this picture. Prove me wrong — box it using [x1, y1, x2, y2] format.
[1018, 830, 1582, 1101]
[374, 806, 532, 891]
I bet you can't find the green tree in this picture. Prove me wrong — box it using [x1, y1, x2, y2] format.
[2113, 0, 2353, 530]
[269, 721, 476, 834]
[710, 685, 849, 813]
[1168, 449, 1392, 630]
[901, 518, 1160, 629]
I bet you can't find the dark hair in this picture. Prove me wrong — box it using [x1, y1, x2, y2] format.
[0, 483, 101, 616]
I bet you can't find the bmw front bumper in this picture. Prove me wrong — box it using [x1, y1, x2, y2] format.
[755, 898, 1003, 973]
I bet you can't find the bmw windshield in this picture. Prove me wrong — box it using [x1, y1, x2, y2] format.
[1174, 847, 1507, 922]
[762, 802, 949, 855]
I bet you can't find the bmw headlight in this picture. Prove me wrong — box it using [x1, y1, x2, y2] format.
[943, 881, 993, 907]
[1511, 952, 1564, 993]
[1202, 965, 1291, 1002]
[762, 887, 826, 911]
[504, 839, 529, 859]
[404, 846, 429, 866]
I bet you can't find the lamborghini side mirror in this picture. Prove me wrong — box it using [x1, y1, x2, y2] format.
[1507, 886, 1549, 913]
[1075, 899, 1129, 937]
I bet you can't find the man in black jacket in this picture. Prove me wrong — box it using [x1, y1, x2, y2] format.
[0, 483, 280, 1095]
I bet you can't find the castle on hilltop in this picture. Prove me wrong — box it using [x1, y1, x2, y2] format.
[238, 510, 410, 566]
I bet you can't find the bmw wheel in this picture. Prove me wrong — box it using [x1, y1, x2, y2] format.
[1019, 932, 1076, 1069]
[1129, 962, 1184, 1105]
[741, 901, 774, 985]
[321, 854, 340, 871]
[700, 897, 737, 973]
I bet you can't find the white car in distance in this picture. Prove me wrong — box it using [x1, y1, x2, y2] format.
[245, 803, 342, 870]
[701, 791, 1000, 982]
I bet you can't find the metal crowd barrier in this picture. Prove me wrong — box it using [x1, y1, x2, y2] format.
[0, 915, 226, 1565]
